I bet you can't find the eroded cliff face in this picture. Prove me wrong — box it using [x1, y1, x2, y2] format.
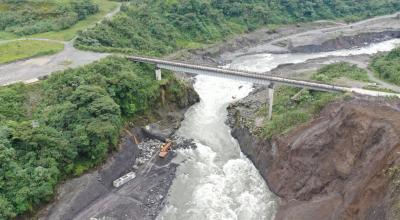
[229, 96, 400, 220]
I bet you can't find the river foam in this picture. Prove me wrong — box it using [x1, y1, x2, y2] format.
[157, 75, 277, 220]
[157, 38, 400, 220]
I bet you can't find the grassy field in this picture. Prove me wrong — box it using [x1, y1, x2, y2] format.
[0, 40, 64, 64]
[311, 62, 370, 83]
[0, 0, 119, 64]
[74, 0, 400, 56]
[29, 0, 119, 41]
[0, 31, 17, 40]
[0, 0, 119, 41]
[259, 86, 341, 139]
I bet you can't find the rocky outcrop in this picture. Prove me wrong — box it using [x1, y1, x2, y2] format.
[171, 13, 400, 65]
[230, 97, 400, 220]
[168, 21, 338, 65]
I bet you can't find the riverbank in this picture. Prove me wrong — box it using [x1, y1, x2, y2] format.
[0, 0, 121, 65]
[37, 74, 200, 220]
[170, 12, 400, 65]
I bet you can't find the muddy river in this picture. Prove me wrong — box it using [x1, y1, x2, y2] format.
[156, 38, 400, 220]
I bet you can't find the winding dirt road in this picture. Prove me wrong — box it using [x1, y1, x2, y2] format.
[0, 2, 126, 85]
[0, 42, 109, 85]
[345, 59, 400, 93]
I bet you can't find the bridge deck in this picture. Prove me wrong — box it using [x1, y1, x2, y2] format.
[127, 56, 351, 93]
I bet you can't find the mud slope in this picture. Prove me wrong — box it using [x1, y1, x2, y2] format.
[230, 97, 400, 220]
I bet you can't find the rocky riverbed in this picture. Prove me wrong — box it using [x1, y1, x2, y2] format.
[37, 79, 199, 220]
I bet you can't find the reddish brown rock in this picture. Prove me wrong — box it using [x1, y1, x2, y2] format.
[231, 99, 400, 220]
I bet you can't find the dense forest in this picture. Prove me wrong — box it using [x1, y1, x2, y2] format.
[75, 0, 400, 55]
[0, 57, 188, 219]
[371, 47, 400, 86]
[0, 0, 99, 36]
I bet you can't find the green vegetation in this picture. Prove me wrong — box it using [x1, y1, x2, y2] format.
[371, 47, 400, 86]
[0, 56, 188, 219]
[262, 62, 370, 139]
[312, 62, 370, 83]
[30, 0, 119, 41]
[0, 0, 99, 37]
[0, 0, 119, 64]
[0, 32, 15, 41]
[75, 0, 400, 56]
[1, 0, 400, 218]
[0, 40, 64, 64]
[261, 86, 340, 139]
[0, 0, 120, 41]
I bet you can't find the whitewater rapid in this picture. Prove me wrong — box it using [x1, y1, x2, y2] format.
[157, 38, 400, 220]
[157, 75, 277, 220]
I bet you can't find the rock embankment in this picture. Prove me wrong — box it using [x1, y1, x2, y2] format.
[174, 12, 400, 65]
[290, 30, 400, 53]
[278, 13, 400, 53]
[229, 96, 400, 220]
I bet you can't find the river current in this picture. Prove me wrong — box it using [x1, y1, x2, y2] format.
[157, 39, 400, 220]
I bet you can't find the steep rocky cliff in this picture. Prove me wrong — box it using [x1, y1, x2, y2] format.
[229, 93, 400, 220]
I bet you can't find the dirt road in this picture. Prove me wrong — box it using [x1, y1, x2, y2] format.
[0, 2, 126, 85]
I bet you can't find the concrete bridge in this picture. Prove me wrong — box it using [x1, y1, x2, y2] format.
[126, 55, 398, 119]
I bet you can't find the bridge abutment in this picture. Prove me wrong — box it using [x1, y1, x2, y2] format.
[155, 66, 162, 81]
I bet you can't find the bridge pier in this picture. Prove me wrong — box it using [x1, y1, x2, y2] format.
[155, 66, 162, 81]
[268, 83, 275, 120]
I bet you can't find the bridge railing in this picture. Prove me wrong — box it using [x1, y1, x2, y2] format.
[126, 55, 350, 92]
[222, 65, 341, 88]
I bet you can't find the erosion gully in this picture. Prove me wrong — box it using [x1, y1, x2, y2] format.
[156, 38, 400, 220]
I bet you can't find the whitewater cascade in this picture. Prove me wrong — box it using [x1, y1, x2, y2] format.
[157, 38, 400, 220]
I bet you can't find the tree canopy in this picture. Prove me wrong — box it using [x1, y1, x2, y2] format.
[0, 0, 99, 36]
[0, 57, 188, 219]
[75, 0, 400, 55]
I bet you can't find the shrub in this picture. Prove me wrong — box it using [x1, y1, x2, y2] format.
[312, 62, 370, 83]
[371, 47, 400, 86]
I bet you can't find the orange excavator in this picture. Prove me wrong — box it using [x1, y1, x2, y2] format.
[159, 139, 172, 158]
